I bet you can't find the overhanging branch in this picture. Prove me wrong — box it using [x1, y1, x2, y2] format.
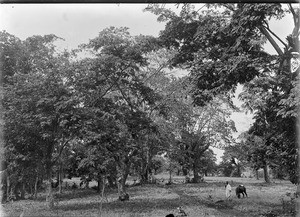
[259, 26, 284, 56]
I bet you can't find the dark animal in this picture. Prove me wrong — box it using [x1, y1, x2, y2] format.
[165, 214, 175, 217]
[236, 185, 247, 198]
[119, 193, 129, 201]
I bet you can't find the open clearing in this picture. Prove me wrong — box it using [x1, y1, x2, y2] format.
[1, 176, 298, 217]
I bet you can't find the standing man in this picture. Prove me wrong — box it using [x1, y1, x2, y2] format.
[225, 181, 232, 200]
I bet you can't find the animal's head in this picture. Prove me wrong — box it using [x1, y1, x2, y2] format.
[237, 193, 241, 198]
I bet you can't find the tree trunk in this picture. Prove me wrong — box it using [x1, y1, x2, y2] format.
[255, 169, 259, 180]
[236, 164, 241, 177]
[192, 163, 201, 183]
[58, 163, 63, 194]
[45, 167, 54, 209]
[116, 160, 130, 201]
[97, 175, 102, 193]
[1, 170, 8, 203]
[20, 182, 25, 199]
[192, 156, 203, 183]
[140, 160, 149, 184]
[140, 148, 150, 184]
[33, 175, 39, 199]
[263, 163, 271, 183]
[6, 173, 10, 201]
[168, 166, 172, 183]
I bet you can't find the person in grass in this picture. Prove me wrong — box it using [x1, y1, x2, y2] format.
[225, 181, 232, 200]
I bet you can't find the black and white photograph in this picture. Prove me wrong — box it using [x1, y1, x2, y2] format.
[0, 2, 299, 217]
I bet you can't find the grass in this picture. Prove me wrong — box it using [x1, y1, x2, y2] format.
[1, 176, 298, 217]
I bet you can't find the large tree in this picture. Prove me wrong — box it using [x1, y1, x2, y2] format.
[146, 3, 299, 185]
[3, 33, 79, 207]
[72, 27, 163, 200]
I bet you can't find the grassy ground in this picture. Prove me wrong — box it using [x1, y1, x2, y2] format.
[1, 176, 298, 217]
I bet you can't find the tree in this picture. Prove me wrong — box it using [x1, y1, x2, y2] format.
[73, 27, 163, 200]
[3, 34, 80, 207]
[146, 3, 299, 186]
[158, 75, 236, 182]
[199, 149, 217, 176]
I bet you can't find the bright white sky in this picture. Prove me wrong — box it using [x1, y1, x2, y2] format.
[0, 3, 295, 163]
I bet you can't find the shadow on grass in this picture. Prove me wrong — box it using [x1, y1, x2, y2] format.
[33, 188, 118, 202]
[57, 197, 190, 212]
[56, 185, 236, 213]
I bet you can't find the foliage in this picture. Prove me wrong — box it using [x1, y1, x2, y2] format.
[2, 33, 80, 205]
[146, 3, 299, 184]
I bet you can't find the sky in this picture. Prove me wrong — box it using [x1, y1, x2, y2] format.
[0, 3, 295, 163]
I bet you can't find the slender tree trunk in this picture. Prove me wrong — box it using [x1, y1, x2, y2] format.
[34, 175, 39, 199]
[140, 148, 150, 184]
[6, 173, 10, 201]
[169, 165, 172, 183]
[255, 169, 259, 180]
[140, 159, 149, 184]
[237, 164, 241, 177]
[99, 175, 107, 216]
[20, 182, 25, 199]
[263, 163, 271, 183]
[97, 175, 102, 193]
[58, 163, 63, 194]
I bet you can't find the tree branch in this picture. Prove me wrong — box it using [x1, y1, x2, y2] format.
[259, 26, 283, 56]
[51, 139, 71, 166]
[288, 3, 297, 27]
[263, 25, 288, 49]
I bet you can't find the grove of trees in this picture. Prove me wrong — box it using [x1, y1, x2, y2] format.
[1, 3, 299, 209]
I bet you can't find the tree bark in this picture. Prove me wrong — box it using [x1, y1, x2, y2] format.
[1, 170, 8, 203]
[33, 174, 39, 199]
[116, 160, 130, 201]
[140, 159, 149, 184]
[256, 169, 259, 180]
[97, 175, 102, 193]
[45, 165, 54, 209]
[259, 26, 283, 56]
[192, 163, 201, 183]
[58, 163, 63, 194]
[263, 163, 271, 183]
